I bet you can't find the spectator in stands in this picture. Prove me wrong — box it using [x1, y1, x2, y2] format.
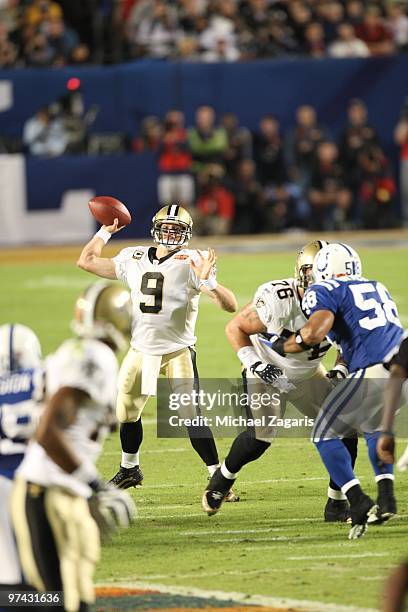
[241, 0, 273, 32]
[286, 1, 313, 45]
[231, 158, 265, 234]
[285, 105, 327, 191]
[394, 99, 408, 222]
[189, 105, 228, 175]
[157, 109, 195, 208]
[355, 4, 395, 56]
[308, 141, 352, 230]
[319, 0, 345, 44]
[222, 112, 252, 179]
[43, 17, 80, 64]
[303, 21, 326, 57]
[176, 36, 200, 60]
[264, 184, 298, 232]
[23, 106, 68, 156]
[328, 22, 370, 57]
[339, 98, 378, 193]
[0, 20, 18, 67]
[345, 0, 365, 27]
[195, 164, 235, 235]
[24, 0, 62, 27]
[132, 116, 163, 153]
[23, 30, 55, 66]
[202, 34, 240, 62]
[130, 0, 180, 59]
[357, 143, 396, 229]
[177, 0, 205, 34]
[253, 115, 287, 187]
[386, 2, 408, 52]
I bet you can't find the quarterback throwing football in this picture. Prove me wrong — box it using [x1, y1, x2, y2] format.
[77, 205, 238, 490]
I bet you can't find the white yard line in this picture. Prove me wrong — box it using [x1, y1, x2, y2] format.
[103, 446, 188, 456]
[98, 579, 378, 612]
[134, 475, 327, 489]
[287, 552, 389, 561]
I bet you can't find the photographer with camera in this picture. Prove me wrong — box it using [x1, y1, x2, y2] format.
[23, 105, 68, 156]
[394, 97, 408, 223]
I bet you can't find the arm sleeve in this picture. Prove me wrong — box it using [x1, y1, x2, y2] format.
[302, 284, 339, 318]
[112, 247, 137, 284]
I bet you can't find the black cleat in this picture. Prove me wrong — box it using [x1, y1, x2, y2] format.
[324, 498, 351, 523]
[202, 468, 235, 516]
[109, 465, 143, 489]
[368, 493, 397, 525]
[348, 494, 379, 539]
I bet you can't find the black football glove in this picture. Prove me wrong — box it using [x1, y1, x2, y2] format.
[326, 364, 348, 384]
[250, 361, 283, 384]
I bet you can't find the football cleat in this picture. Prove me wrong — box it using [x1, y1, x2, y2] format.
[367, 494, 397, 525]
[202, 468, 236, 516]
[225, 489, 240, 503]
[109, 465, 144, 489]
[324, 498, 351, 523]
[348, 494, 379, 540]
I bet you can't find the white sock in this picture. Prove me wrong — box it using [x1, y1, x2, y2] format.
[207, 463, 220, 476]
[121, 452, 140, 469]
[341, 478, 360, 495]
[375, 474, 394, 482]
[221, 461, 237, 480]
[327, 486, 347, 501]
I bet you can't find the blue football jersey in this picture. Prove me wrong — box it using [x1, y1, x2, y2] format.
[302, 278, 403, 373]
[0, 368, 44, 478]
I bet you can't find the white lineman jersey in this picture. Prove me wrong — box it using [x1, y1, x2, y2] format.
[114, 246, 211, 355]
[18, 338, 118, 497]
[251, 277, 331, 381]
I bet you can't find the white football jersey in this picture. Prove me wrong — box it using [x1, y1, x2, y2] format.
[18, 338, 118, 497]
[251, 277, 331, 381]
[114, 246, 212, 355]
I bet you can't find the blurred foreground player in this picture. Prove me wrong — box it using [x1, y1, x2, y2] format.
[0, 324, 43, 591]
[11, 283, 136, 612]
[77, 205, 238, 494]
[269, 243, 404, 539]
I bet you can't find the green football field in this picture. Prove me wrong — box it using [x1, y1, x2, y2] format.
[2, 243, 408, 611]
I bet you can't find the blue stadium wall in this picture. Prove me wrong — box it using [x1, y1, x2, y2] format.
[1, 56, 408, 243]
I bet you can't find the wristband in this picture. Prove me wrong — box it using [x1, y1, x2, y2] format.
[295, 329, 313, 350]
[237, 346, 260, 370]
[72, 461, 98, 484]
[200, 276, 218, 291]
[95, 228, 112, 244]
[332, 364, 349, 378]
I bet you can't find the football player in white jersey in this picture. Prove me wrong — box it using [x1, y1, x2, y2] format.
[77, 205, 238, 492]
[11, 283, 136, 612]
[0, 324, 43, 591]
[202, 240, 358, 518]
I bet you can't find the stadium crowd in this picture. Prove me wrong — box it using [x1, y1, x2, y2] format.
[0, 0, 408, 67]
[13, 98, 405, 232]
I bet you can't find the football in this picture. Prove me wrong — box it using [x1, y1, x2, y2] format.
[88, 195, 132, 227]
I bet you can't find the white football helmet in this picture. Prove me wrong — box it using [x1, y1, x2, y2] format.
[0, 323, 42, 374]
[313, 243, 362, 283]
